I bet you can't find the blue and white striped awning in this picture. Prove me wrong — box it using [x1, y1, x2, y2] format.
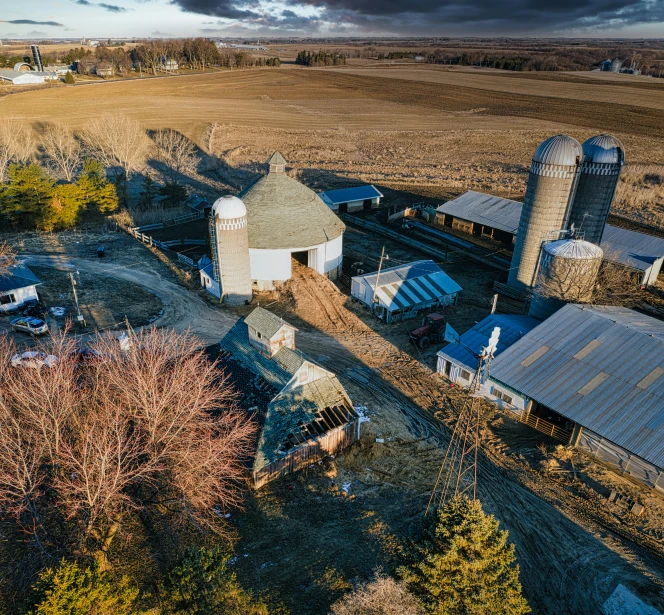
[357, 260, 462, 313]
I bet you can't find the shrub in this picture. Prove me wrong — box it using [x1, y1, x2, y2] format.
[25, 561, 139, 615]
[330, 574, 424, 615]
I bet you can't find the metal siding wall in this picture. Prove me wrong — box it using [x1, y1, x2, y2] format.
[508, 168, 579, 292]
[567, 165, 621, 245]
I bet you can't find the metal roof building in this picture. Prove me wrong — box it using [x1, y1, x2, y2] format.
[351, 260, 462, 323]
[490, 304, 664, 489]
[436, 190, 664, 285]
[319, 185, 383, 213]
[237, 152, 346, 290]
[437, 314, 538, 392]
[218, 308, 359, 488]
[0, 70, 46, 85]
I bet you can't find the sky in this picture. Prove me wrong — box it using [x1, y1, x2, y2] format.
[1, 0, 664, 39]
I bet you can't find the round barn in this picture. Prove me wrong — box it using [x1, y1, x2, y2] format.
[239, 152, 346, 291]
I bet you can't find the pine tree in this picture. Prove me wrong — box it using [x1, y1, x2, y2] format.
[0, 164, 56, 229]
[137, 174, 156, 209]
[161, 546, 267, 615]
[64, 71, 75, 84]
[401, 497, 530, 615]
[26, 560, 139, 615]
[77, 159, 119, 213]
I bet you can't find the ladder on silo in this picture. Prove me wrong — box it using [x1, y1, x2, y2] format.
[208, 216, 220, 283]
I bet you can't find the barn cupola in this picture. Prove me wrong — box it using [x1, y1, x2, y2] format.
[244, 307, 297, 358]
[268, 151, 286, 174]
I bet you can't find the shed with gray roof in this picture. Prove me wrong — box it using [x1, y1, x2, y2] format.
[0, 264, 41, 312]
[490, 304, 664, 490]
[218, 308, 360, 488]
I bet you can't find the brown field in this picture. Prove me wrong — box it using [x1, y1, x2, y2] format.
[2, 64, 663, 218]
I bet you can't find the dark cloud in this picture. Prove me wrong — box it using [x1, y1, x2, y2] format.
[174, 0, 664, 34]
[99, 3, 129, 11]
[74, 0, 131, 11]
[3, 19, 65, 26]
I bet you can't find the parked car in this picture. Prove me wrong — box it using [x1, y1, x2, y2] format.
[11, 351, 59, 369]
[10, 317, 49, 336]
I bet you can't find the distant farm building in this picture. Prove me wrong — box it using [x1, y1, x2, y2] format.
[351, 260, 461, 323]
[184, 193, 211, 216]
[218, 307, 360, 488]
[488, 304, 664, 492]
[0, 70, 47, 85]
[161, 57, 179, 71]
[94, 63, 114, 77]
[319, 185, 383, 213]
[13, 62, 32, 72]
[437, 313, 538, 394]
[435, 190, 664, 286]
[0, 264, 41, 312]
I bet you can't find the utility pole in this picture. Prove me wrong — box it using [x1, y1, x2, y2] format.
[371, 246, 388, 308]
[69, 271, 86, 328]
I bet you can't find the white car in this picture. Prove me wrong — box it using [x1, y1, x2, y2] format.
[11, 351, 59, 369]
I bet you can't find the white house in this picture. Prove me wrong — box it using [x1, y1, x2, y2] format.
[0, 264, 42, 312]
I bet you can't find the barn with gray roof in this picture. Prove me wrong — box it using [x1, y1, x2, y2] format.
[436, 190, 664, 286]
[218, 307, 360, 487]
[239, 152, 346, 290]
[489, 304, 664, 490]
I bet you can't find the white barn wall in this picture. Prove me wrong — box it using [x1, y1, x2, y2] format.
[0, 285, 39, 312]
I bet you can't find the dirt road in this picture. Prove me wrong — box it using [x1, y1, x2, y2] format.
[22, 254, 237, 345]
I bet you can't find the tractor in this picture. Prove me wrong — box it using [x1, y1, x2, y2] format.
[409, 313, 446, 349]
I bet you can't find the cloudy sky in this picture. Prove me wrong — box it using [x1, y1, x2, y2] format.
[2, 0, 664, 38]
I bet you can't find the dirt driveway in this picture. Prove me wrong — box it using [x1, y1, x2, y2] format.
[21, 254, 237, 345]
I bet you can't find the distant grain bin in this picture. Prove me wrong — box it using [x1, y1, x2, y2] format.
[508, 135, 583, 293]
[529, 239, 603, 321]
[566, 134, 624, 245]
[211, 195, 253, 305]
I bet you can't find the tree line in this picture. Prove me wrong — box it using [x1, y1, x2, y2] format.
[295, 50, 347, 67]
[0, 39, 282, 77]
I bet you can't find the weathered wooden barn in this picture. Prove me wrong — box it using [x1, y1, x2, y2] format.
[218, 307, 360, 488]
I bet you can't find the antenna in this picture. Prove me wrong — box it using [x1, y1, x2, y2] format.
[427, 327, 500, 513]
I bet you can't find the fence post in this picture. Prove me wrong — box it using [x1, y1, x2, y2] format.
[150, 236, 153, 247]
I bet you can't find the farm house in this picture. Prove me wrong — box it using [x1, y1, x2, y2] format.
[319, 185, 383, 213]
[436, 313, 538, 397]
[436, 190, 664, 286]
[351, 260, 461, 323]
[489, 304, 664, 491]
[0, 264, 41, 312]
[217, 307, 360, 488]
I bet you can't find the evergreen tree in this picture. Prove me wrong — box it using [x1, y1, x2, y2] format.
[78, 159, 118, 213]
[25, 560, 139, 615]
[401, 497, 530, 615]
[0, 164, 56, 229]
[137, 174, 157, 209]
[64, 71, 75, 84]
[161, 546, 267, 615]
[46, 183, 86, 231]
[158, 180, 188, 208]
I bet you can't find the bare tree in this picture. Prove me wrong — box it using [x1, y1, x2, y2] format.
[0, 243, 17, 276]
[40, 123, 82, 181]
[82, 114, 147, 180]
[330, 574, 424, 615]
[0, 118, 35, 181]
[152, 128, 198, 183]
[0, 328, 256, 570]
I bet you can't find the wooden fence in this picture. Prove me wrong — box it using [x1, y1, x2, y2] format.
[125, 227, 206, 270]
[252, 420, 360, 489]
[502, 407, 571, 443]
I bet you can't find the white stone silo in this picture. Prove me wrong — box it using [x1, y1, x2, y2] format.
[528, 239, 603, 321]
[212, 195, 253, 306]
[508, 135, 583, 293]
[566, 134, 624, 246]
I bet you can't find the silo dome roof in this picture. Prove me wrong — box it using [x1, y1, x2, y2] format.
[544, 238, 604, 260]
[581, 134, 625, 165]
[532, 135, 582, 166]
[212, 195, 247, 219]
[239, 155, 345, 250]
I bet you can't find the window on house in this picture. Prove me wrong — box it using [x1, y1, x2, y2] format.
[0, 294, 15, 305]
[494, 390, 513, 405]
[257, 331, 262, 339]
[460, 369, 471, 381]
